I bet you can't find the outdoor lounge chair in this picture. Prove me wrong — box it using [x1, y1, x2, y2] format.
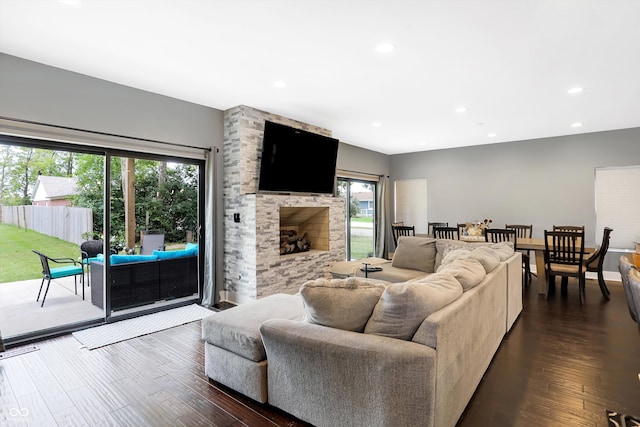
[139, 231, 165, 255]
[33, 250, 84, 307]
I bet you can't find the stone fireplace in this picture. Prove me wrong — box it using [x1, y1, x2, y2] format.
[223, 105, 345, 303]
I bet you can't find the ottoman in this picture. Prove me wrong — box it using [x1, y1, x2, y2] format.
[201, 293, 304, 402]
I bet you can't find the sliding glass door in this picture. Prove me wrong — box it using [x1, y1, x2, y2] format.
[337, 178, 377, 260]
[0, 135, 204, 344]
[105, 154, 202, 317]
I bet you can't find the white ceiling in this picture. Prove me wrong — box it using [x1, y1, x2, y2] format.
[1, 0, 639, 155]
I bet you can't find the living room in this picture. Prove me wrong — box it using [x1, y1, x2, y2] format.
[1, 1, 640, 426]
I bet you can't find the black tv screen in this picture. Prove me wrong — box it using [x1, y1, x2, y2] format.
[258, 121, 339, 194]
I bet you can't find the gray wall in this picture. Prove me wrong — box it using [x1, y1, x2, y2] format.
[0, 53, 221, 148]
[389, 129, 640, 272]
[337, 141, 390, 177]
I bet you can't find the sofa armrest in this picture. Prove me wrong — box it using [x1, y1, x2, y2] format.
[260, 319, 436, 427]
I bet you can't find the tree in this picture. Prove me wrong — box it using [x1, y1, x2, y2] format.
[0, 146, 71, 206]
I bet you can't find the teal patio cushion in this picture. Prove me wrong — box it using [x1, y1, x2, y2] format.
[50, 265, 83, 279]
[153, 249, 195, 260]
[110, 254, 158, 264]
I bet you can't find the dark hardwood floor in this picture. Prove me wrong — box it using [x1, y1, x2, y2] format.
[1, 276, 639, 426]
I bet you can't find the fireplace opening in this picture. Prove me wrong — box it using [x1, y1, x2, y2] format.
[279, 206, 329, 256]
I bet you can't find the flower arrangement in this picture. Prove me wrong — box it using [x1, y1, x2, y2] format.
[464, 219, 493, 237]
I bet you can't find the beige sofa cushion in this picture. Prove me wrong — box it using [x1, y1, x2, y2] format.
[391, 236, 437, 273]
[437, 258, 486, 291]
[300, 277, 387, 332]
[364, 272, 463, 340]
[440, 246, 501, 273]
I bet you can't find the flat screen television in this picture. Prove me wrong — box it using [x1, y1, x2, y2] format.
[258, 120, 339, 194]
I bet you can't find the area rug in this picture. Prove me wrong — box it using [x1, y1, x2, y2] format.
[72, 304, 213, 350]
[607, 409, 640, 426]
[0, 345, 39, 360]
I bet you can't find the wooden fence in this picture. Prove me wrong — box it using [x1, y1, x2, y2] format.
[1, 205, 93, 245]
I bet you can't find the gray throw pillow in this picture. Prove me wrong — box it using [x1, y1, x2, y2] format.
[364, 272, 463, 340]
[300, 277, 387, 332]
[392, 236, 437, 273]
[458, 247, 501, 273]
[437, 258, 486, 291]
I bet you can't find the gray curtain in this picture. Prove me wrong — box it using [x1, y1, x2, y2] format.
[375, 175, 389, 259]
[201, 149, 219, 306]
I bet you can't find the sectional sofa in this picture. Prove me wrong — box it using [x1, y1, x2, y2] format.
[201, 237, 522, 427]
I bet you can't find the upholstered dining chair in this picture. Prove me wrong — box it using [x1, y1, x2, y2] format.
[583, 227, 613, 299]
[506, 224, 534, 286]
[543, 229, 586, 304]
[391, 224, 415, 247]
[428, 221, 448, 236]
[619, 254, 638, 324]
[433, 226, 459, 240]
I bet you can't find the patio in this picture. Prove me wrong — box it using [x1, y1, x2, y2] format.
[0, 275, 104, 339]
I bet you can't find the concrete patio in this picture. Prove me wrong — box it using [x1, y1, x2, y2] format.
[0, 276, 104, 339]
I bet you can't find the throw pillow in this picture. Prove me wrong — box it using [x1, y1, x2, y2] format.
[437, 258, 486, 291]
[434, 239, 470, 269]
[364, 272, 463, 340]
[391, 236, 437, 273]
[486, 242, 515, 261]
[300, 277, 387, 332]
[458, 247, 501, 273]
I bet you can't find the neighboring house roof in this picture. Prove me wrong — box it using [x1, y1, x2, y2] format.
[352, 191, 373, 201]
[32, 175, 77, 201]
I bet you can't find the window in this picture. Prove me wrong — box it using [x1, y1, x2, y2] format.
[337, 178, 377, 260]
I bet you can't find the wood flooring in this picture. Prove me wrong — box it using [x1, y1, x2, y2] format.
[1, 277, 639, 426]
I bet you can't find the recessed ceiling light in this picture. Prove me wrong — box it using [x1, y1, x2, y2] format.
[419, 142, 426, 146]
[376, 42, 395, 53]
[455, 107, 467, 113]
[372, 122, 382, 127]
[487, 133, 497, 138]
[571, 122, 583, 128]
[273, 81, 287, 88]
[568, 87, 584, 94]
[58, 0, 81, 5]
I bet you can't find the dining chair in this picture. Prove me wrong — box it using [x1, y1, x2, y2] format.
[553, 225, 585, 232]
[619, 254, 638, 324]
[391, 224, 415, 247]
[433, 226, 459, 240]
[627, 268, 640, 332]
[583, 227, 613, 299]
[484, 228, 517, 246]
[505, 224, 534, 286]
[456, 223, 467, 237]
[33, 250, 84, 307]
[428, 221, 448, 236]
[543, 229, 586, 304]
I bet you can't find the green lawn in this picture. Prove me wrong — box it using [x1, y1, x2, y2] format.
[0, 223, 82, 283]
[351, 216, 373, 223]
[350, 235, 375, 259]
